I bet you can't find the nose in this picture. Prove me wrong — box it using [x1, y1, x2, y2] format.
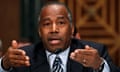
[51, 23, 59, 33]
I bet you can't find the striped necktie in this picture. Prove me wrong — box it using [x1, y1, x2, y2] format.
[52, 56, 64, 72]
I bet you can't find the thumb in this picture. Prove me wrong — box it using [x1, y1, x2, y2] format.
[11, 40, 18, 49]
[85, 45, 91, 50]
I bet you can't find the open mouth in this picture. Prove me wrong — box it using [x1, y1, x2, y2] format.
[48, 38, 62, 45]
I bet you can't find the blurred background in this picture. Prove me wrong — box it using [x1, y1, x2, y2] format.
[0, 0, 120, 67]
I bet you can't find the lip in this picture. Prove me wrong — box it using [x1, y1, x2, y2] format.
[48, 38, 62, 45]
[49, 40, 61, 44]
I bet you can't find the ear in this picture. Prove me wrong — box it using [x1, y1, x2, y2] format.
[71, 25, 74, 35]
[38, 28, 41, 37]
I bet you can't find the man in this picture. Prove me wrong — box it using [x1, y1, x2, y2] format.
[0, 1, 119, 72]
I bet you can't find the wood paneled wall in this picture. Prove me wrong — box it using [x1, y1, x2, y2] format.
[59, 0, 120, 67]
[0, 0, 20, 52]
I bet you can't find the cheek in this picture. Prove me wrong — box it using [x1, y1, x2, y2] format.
[62, 27, 72, 38]
[39, 29, 48, 39]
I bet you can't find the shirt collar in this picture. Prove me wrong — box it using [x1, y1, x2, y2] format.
[46, 47, 70, 67]
[46, 47, 70, 58]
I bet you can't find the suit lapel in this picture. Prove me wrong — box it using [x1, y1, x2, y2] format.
[30, 43, 50, 72]
[67, 40, 84, 72]
[30, 53, 50, 72]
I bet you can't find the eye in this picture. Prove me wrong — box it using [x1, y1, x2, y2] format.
[42, 22, 51, 27]
[44, 23, 50, 26]
[57, 20, 65, 25]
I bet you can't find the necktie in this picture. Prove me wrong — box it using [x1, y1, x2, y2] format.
[52, 56, 64, 72]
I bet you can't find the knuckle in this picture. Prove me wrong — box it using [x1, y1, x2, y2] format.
[93, 50, 98, 54]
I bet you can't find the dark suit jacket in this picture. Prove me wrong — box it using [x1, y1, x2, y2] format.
[10, 38, 120, 72]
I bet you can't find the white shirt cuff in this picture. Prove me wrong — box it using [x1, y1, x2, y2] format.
[0, 57, 9, 72]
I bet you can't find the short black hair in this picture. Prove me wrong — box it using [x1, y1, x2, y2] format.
[38, 1, 73, 25]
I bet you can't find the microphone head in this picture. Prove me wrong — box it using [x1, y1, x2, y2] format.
[54, 48, 62, 54]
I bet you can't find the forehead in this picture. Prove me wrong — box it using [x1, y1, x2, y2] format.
[40, 4, 68, 19]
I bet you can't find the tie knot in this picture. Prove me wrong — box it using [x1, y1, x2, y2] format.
[55, 56, 62, 64]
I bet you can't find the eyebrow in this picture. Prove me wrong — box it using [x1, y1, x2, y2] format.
[41, 17, 51, 22]
[57, 15, 69, 20]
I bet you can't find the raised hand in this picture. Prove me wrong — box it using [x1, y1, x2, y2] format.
[2, 40, 30, 70]
[70, 45, 103, 69]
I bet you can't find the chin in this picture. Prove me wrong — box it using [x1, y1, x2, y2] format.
[49, 46, 63, 51]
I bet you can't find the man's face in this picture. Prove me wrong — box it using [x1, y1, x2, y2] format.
[39, 4, 74, 52]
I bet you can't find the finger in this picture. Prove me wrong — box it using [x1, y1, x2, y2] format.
[12, 40, 18, 49]
[70, 52, 76, 59]
[11, 59, 30, 67]
[83, 45, 96, 55]
[85, 45, 95, 50]
[24, 56, 30, 62]
[74, 49, 85, 54]
[70, 50, 84, 63]
[77, 49, 91, 56]
[70, 49, 82, 58]
[74, 49, 91, 56]
[25, 61, 30, 66]
[82, 62, 89, 67]
[10, 55, 30, 66]
[10, 54, 28, 60]
[85, 45, 91, 50]
[10, 49, 26, 56]
[24, 56, 30, 66]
